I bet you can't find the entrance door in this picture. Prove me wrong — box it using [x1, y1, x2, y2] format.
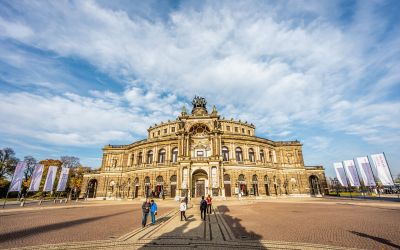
[196, 180, 205, 197]
[171, 185, 176, 197]
[134, 186, 139, 198]
[224, 184, 231, 197]
[240, 184, 247, 196]
[265, 184, 270, 196]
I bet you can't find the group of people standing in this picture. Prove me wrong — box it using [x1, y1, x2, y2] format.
[141, 194, 213, 227]
[141, 199, 157, 227]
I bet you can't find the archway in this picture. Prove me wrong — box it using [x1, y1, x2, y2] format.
[309, 175, 321, 196]
[224, 174, 231, 197]
[133, 177, 139, 198]
[238, 174, 247, 196]
[87, 179, 97, 198]
[192, 169, 208, 198]
[252, 175, 259, 196]
[170, 175, 177, 198]
[155, 176, 164, 198]
[264, 175, 270, 196]
[144, 176, 151, 198]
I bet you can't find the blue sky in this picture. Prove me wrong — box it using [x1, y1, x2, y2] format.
[0, 0, 399, 179]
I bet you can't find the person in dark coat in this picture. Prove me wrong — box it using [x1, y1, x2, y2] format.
[200, 196, 207, 221]
[141, 198, 151, 227]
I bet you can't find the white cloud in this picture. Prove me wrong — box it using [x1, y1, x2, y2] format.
[0, 0, 399, 164]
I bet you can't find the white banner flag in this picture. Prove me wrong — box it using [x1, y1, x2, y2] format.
[333, 162, 348, 187]
[8, 162, 26, 192]
[355, 157, 376, 187]
[29, 164, 44, 192]
[56, 167, 70, 192]
[43, 166, 58, 192]
[343, 160, 361, 187]
[370, 153, 394, 186]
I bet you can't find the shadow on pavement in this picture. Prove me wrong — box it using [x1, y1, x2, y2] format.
[350, 231, 400, 249]
[218, 205, 262, 240]
[0, 210, 131, 243]
[137, 204, 263, 249]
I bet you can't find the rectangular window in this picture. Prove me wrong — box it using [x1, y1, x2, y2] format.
[158, 130, 160, 135]
[152, 132, 155, 137]
[235, 127, 238, 132]
[197, 151, 204, 157]
[248, 130, 251, 135]
[242, 128, 245, 133]
[171, 127, 175, 132]
[164, 128, 167, 133]
[226, 126, 230, 131]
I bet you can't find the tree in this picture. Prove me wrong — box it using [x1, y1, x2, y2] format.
[0, 148, 19, 179]
[60, 156, 80, 169]
[22, 156, 37, 190]
[68, 165, 92, 199]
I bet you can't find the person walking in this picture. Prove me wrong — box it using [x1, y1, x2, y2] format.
[200, 196, 207, 221]
[206, 194, 212, 214]
[150, 199, 158, 225]
[180, 199, 187, 221]
[141, 198, 151, 227]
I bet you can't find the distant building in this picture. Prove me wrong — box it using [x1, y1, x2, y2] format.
[82, 96, 327, 199]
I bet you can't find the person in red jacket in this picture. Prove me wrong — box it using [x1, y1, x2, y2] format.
[206, 194, 212, 214]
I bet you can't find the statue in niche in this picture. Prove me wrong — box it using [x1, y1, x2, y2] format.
[179, 120, 185, 129]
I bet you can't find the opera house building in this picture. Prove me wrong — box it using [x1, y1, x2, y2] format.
[82, 97, 327, 199]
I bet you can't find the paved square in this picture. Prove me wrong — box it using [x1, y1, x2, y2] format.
[0, 198, 399, 249]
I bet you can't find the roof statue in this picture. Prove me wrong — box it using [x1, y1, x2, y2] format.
[192, 96, 207, 109]
[191, 96, 208, 115]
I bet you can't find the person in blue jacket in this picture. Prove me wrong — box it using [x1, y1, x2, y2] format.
[150, 199, 158, 225]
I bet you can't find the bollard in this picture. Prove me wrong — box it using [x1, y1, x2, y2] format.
[20, 201, 25, 207]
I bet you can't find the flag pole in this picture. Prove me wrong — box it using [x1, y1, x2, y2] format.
[366, 155, 379, 198]
[342, 162, 352, 200]
[353, 158, 364, 198]
[382, 152, 398, 199]
[2, 172, 16, 209]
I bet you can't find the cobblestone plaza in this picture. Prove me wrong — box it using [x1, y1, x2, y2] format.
[1, 198, 399, 249]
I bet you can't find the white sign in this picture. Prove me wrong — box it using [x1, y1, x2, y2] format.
[9, 162, 26, 192]
[370, 153, 394, 186]
[355, 157, 376, 187]
[43, 166, 58, 192]
[29, 164, 44, 192]
[56, 167, 70, 192]
[333, 162, 348, 187]
[343, 160, 361, 187]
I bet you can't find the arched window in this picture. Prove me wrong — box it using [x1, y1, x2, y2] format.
[137, 152, 143, 165]
[264, 175, 269, 183]
[134, 177, 139, 186]
[130, 153, 135, 166]
[147, 150, 153, 164]
[238, 174, 245, 182]
[235, 147, 243, 162]
[249, 148, 255, 162]
[269, 150, 273, 162]
[144, 176, 150, 185]
[172, 147, 178, 163]
[158, 149, 166, 163]
[260, 150, 265, 162]
[222, 146, 229, 161]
